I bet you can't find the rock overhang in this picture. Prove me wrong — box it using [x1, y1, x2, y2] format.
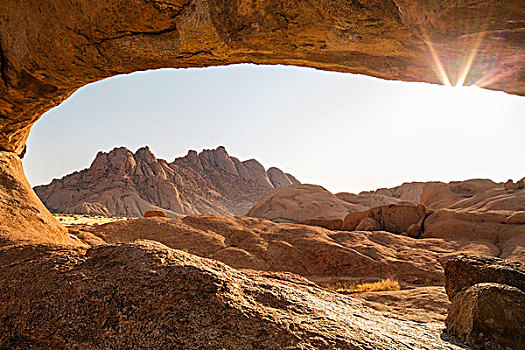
[0, 0, 524, 156]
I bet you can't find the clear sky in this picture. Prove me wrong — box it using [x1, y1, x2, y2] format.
[23, 64, 525, 194]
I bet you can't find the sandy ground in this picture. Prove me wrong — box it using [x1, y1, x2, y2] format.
[54, 214, 133, 226]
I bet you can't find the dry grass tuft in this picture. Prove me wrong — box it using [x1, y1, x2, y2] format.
[320, 278, 401, 294]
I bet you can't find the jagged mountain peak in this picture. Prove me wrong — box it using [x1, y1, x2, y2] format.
[35, 146, 300, 218]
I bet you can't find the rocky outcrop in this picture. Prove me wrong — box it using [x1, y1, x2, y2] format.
[422, 209, 525, 262]
[420, 179, 525, 213]
[247, 184, 365, 222]
[504, 179, 524, 193]
[359, 182, 432, 204]
[342, 203, 430, 235]
[444, 256, 525, 349]
[144, 210, 167, 218]
[444, 255, 525, 300]
[357, 179, 525, 215]
[70, 215, 512, 284]
[249, 180, 525, 243]
[0, 241, 466, 349]
[267, 167, 300, 187]
[336, 192, 404, 207]
[34, 146, 298, 218]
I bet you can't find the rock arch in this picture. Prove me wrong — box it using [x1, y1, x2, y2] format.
[0, 0, 524, 245]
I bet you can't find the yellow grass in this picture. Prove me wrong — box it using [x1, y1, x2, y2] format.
[320, 278, 401, 294]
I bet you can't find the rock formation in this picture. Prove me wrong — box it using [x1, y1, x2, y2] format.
[34, 146, 299, 218]
[0, 151, 83, 246]
[359, 182, 432, 204]
[421, 209, 525, 262]
[444, 256, 525, 349]
[249, 179, 525, 238]
[341, 203, 430, 235]
[0, 2, 523, 346]
[144, 210, 167, 218]
[69, 215, 523, 284]
[247, 184, 365, 222]
[336, 192, 404, 208]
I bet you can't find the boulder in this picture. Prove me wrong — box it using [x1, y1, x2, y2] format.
[355, 217, 381, 231]
[342, 203, 428, 234]
[444, 255, 525, 301]
[143, 210, 167, 218]
[504, 179, 519, 193]
[444, 256, 525, 349]
[342, 211, 369, 231]
[247, 184, 364, 222]
[406, 219, 423, 238]
[445, 283, 525, 350]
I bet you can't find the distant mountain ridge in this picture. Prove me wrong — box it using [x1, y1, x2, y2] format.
[34, 146, 300, 217]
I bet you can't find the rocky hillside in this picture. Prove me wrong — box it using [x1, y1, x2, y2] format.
[34, 146, 299, 218]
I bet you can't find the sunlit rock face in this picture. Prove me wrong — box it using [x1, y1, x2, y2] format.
[0, 0, 524, 155]
[0, 152, 80, 246]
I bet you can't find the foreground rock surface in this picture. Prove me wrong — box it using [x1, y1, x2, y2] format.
[352, 286, 450, 323]
[0, 241, 463, 349]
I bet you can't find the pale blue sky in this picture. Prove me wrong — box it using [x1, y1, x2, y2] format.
[23, 64, 525, 194]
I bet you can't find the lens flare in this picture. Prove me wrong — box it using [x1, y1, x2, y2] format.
[455, 32, 485, 87]
[422, 32, 451, 87]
